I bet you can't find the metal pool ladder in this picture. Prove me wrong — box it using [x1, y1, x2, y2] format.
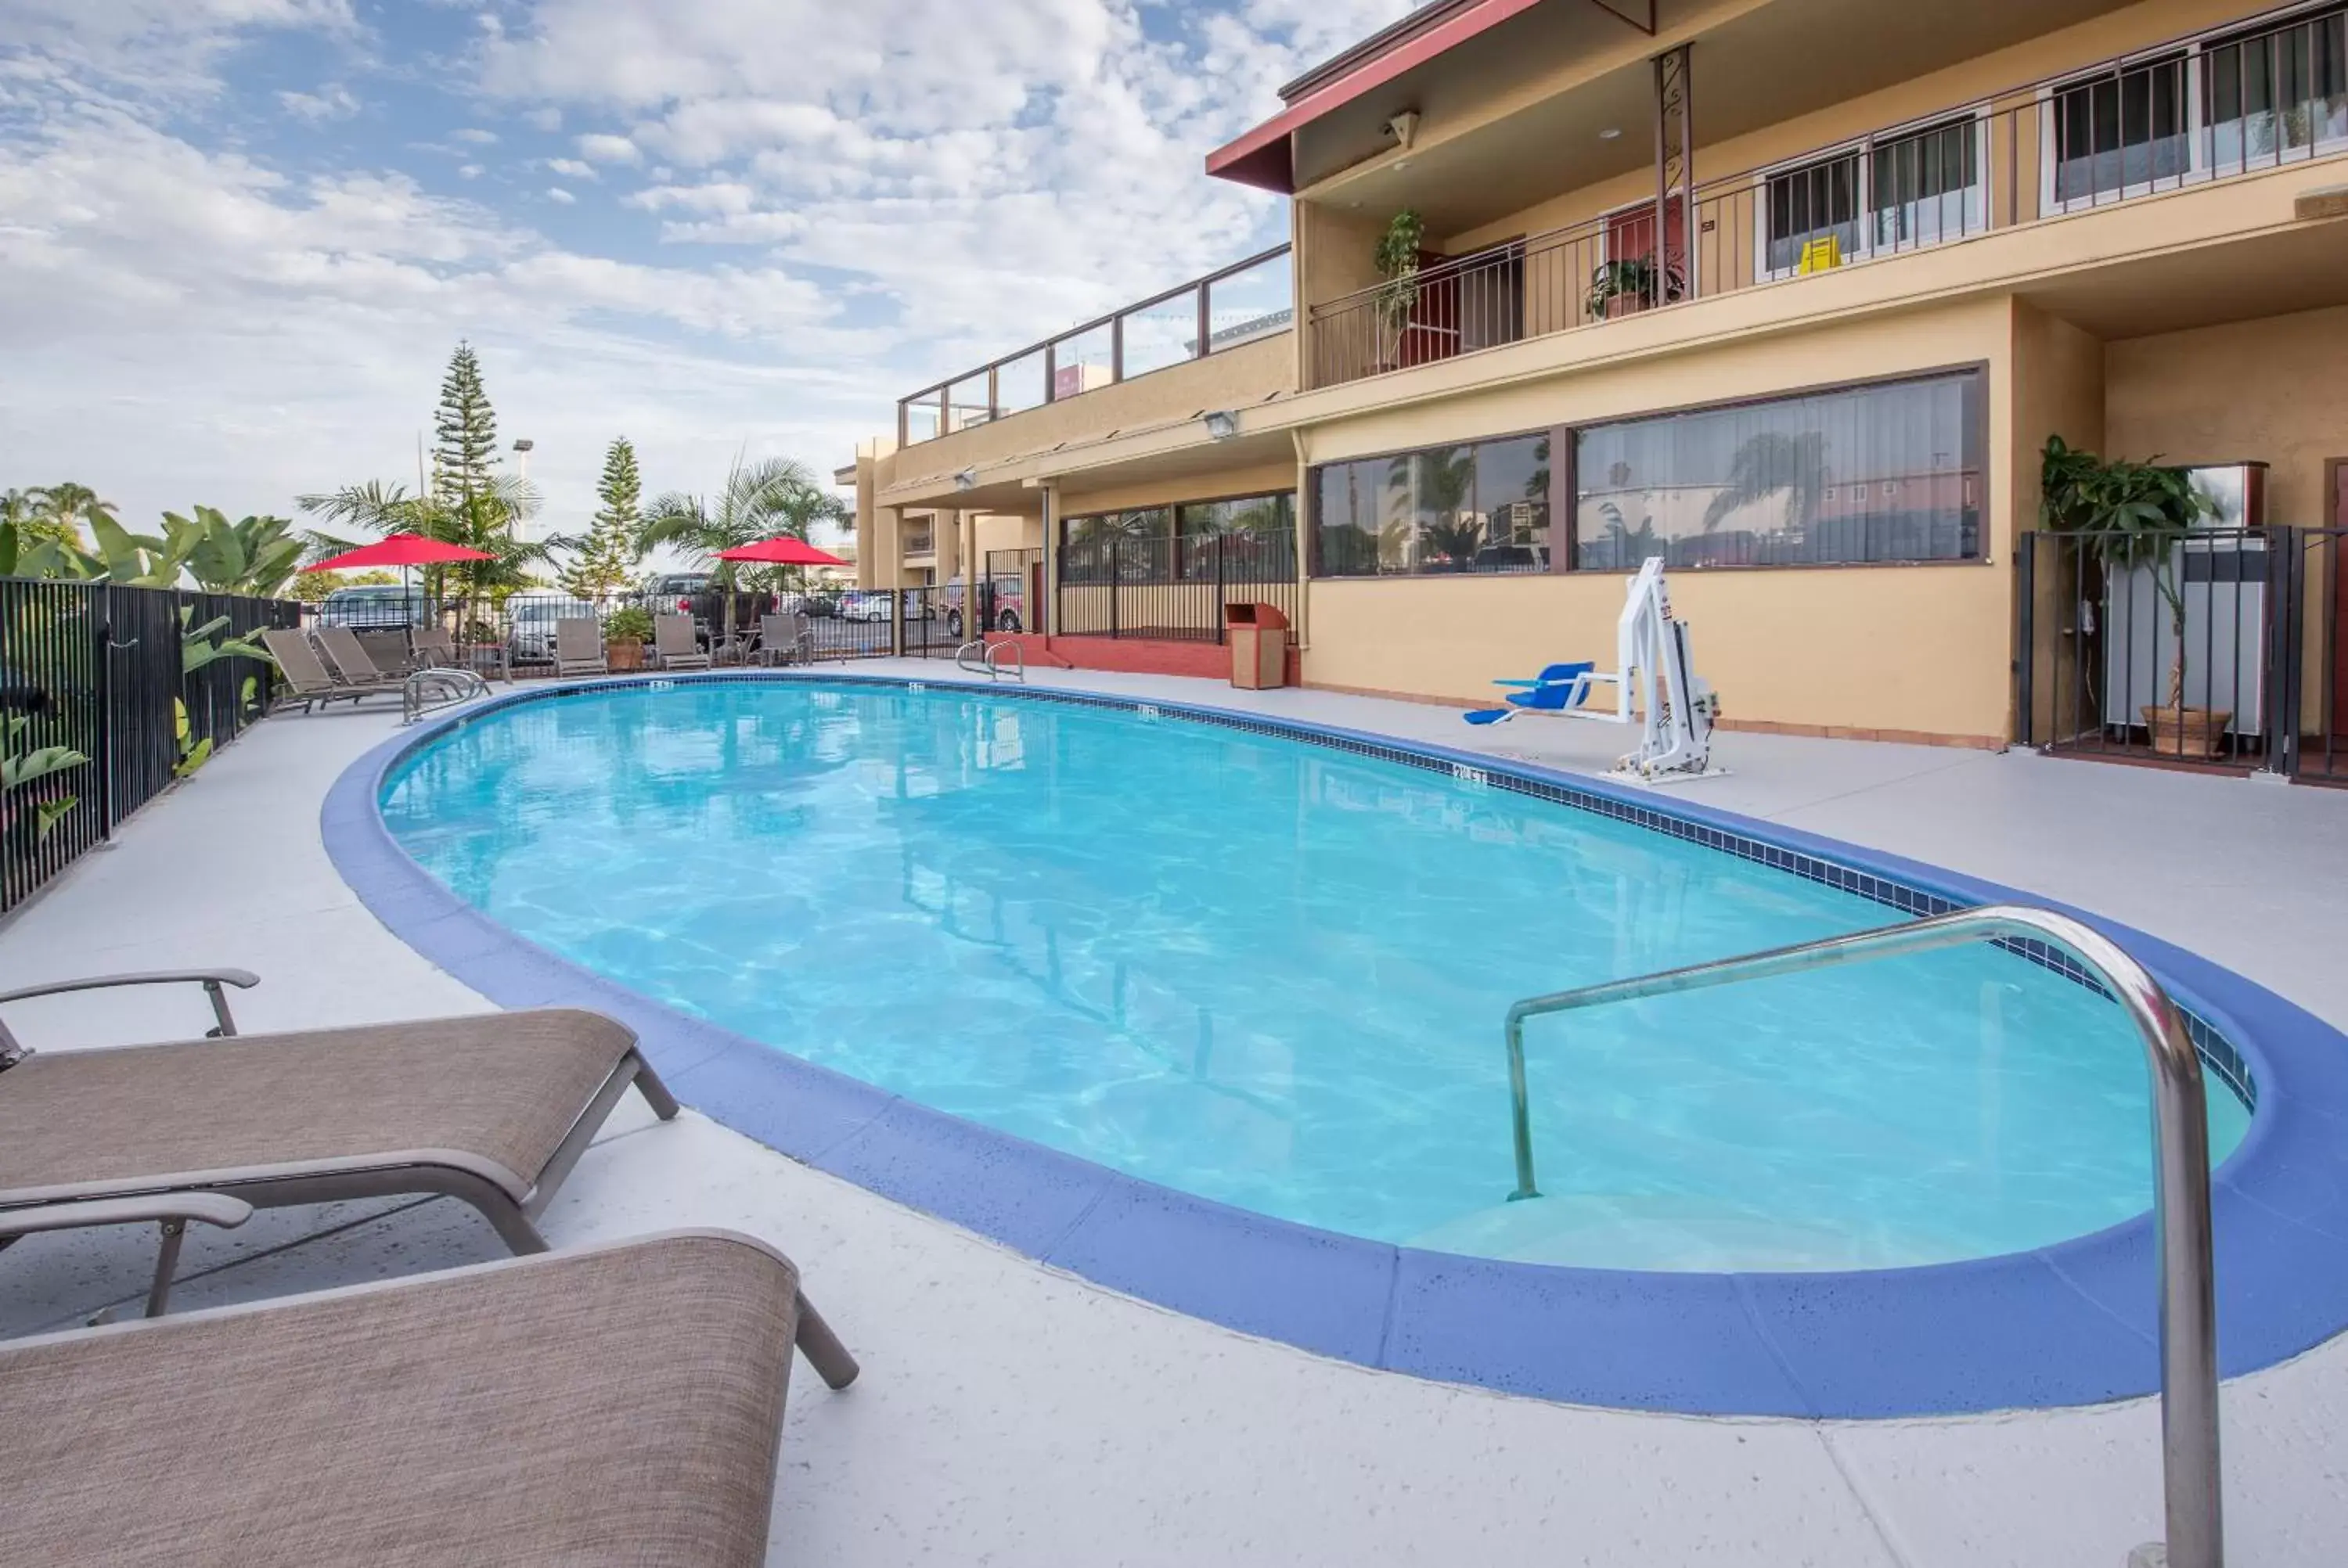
[1502, 904, 2222, 1568]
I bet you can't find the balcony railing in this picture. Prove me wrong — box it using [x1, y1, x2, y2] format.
[1309, 0, 2347, 389]
[898, 244, 1294, 447]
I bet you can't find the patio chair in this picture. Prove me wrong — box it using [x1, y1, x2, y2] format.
[411, 624, 459, 667]
[0, 1229, 857, 1566]
[758, 612, 815, 667]
[654, 613, 713, 672]
[352, 628, 414, 674]
[261, 628, 407, 714]
[554, 617, 610, 678]
[0, 970, 682, 1312]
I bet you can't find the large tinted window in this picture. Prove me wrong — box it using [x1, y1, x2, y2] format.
[1572, 370, 1982, 570]
[1061, 494, 1295, 584]
[1312, 431, 1552, 577]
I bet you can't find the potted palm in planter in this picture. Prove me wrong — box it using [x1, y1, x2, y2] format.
[2040, 436, 2217, 757]
[1371, 210, 1425, 372]
[1586, 256, 1684, 319]
[603, 606, 654, 672]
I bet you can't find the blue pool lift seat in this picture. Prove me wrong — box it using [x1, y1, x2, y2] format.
[1464, 661, 1597, 725]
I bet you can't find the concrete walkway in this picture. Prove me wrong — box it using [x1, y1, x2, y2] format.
[3, 664, 2345, 1566]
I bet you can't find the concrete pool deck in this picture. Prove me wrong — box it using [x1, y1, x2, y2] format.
[3, 661, 2346, 1565]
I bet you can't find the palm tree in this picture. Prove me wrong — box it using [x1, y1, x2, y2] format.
[297, 474, 556, 632]
[1700, 431, 1828, 538]
[1596, 502, 1661, 570]
[1389, 447, 1478, 569]
[636, 455, 848, 642]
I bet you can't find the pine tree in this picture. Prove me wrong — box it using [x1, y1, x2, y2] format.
[431, 341, 500, 513]
[561, 438, 646, 602]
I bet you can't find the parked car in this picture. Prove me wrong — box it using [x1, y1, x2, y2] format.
[942, 574, 1025, 638]
[505, 598, 598, 665]
[776, 590, 841, 620]
[640, 574, 712, 618]
[318, 585, 430, 629]
[837, 590, 892, 623]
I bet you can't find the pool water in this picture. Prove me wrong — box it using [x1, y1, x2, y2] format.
[382, 682, 2249, 1271]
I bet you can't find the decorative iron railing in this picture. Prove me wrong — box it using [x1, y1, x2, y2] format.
[1307, 2, 2347, 388]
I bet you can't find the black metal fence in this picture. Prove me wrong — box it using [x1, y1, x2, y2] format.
[1055, 531, 1298, 642]
[2017, 527, 2345, 783]
[3, 577, 298, 916]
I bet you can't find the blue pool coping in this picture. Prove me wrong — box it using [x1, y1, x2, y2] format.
[321, 671, 2348, 1419]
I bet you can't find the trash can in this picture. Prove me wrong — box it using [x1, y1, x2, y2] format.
[1226, 602, 1291, 690]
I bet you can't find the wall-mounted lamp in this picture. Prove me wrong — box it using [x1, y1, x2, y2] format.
[1203, 411, 1240, 441]
[953, 468, 978, 491]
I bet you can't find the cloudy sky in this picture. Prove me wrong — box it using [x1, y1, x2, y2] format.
[0, 0, 1412, 538]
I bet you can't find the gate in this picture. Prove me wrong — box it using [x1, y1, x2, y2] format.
[2016, 526, 2346, 784]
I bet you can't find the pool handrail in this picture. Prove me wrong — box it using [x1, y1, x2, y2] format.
[1500, 903, 2221, 1568]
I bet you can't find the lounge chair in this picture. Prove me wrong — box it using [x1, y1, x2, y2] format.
[352, 627, 414, 674]
[654, 613, 713, 672]
[411, 624, 459, 667]
[261, 627, 407, 714]
[758, 612, 815, 667]
[0, 1229, 857, 1566]
[554, 617, 610, 678]
[0, 969, 681, 1311]
[1464, 661, 1597, 726]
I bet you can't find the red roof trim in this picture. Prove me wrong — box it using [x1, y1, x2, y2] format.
[1205, 0, 1550, 195]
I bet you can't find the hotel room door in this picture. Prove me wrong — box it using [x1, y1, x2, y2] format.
[2332, 459, 2348, 738]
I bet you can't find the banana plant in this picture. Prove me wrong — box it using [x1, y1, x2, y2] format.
[180, 607, 275, 675]
[164, 506, 305, 598]
[2, 714, 86, 842]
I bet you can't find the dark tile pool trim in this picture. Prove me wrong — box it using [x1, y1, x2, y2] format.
[322, 671, 2348, 1419]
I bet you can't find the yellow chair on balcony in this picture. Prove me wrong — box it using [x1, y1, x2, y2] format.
[1795, 236, 1844, 274]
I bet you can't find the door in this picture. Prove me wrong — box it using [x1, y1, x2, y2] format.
[1597, 200, 1687, 318]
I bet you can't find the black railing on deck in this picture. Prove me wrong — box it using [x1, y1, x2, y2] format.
[2, 578, 299, 917]
[1056, 532, 1298, 642]
[2017, 525, 2348, 783]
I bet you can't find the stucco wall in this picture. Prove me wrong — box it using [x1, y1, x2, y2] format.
[2010, 300, 2109, 743]
[1298, 295, 2022, 743]
[2105, 304, 2348, 527]
[882, 331, 1296, 492]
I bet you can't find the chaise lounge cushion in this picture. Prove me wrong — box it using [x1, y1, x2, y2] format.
[0, 1009, 637, 1204]
[0, 1231, 800, 1567]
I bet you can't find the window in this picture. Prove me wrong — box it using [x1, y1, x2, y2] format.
[1763, 114, 1983, 275]
[1870, 116, 1982, 249]
[1764, 151, 1862, 275]
[1572, 370, 1983, 570]
[1061, 492, 1296, 584]
[1312, 432, 1552, 577]
[2051, 53, 2191, 204]
[2202, 7, 2348, 171]
[902, 517, 935, 556]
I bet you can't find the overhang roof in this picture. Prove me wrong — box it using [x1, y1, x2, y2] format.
[1206, 0, 1652, 193]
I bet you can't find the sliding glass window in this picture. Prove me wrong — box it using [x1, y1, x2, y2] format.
[1312, 432, 1552, 577]
[1572, 369, 1983, 570]
[1061, 492, 1295, 584]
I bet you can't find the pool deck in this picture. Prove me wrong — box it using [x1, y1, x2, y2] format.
[4, 661, 2346, 1566]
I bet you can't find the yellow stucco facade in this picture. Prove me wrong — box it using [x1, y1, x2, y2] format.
[848, 0, 2348, 746]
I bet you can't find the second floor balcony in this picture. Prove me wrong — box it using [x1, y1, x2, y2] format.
[897, 245, 1295, 448]
[1284, 0, 2348, 389]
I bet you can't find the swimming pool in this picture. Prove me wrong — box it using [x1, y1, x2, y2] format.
[376, 679, 2247, 1273]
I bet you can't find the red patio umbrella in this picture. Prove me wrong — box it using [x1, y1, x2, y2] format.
[714, 537, 849, 567]
[302, 533, 495, 571]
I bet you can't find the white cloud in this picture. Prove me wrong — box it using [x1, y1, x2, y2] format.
[0, 0, 1415, 534]
[574, 131, 641, 165]
[546, 185, 575, 203]
[278, 83, 358, 122]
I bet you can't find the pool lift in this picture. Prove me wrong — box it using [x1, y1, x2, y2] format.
[1477, 558, 1724, 784]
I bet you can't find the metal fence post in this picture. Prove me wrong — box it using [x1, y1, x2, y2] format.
[2015, 534, 2036, 749]
[2267, 525, 2300, 778]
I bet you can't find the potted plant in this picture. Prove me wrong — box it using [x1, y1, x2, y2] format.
[1586, 256, 1684, 319]
[2040, 435, 2217, 756]
[1372, 209, 1425, 371]
[603, 606, 654, 672]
